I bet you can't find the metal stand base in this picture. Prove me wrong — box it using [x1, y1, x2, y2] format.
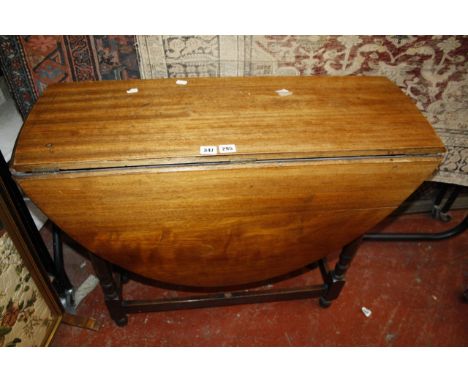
[431, 184, 462, 222]
[364, 215, 468, 242]
[364, 193, 467, 303]
[90, 238, 362, 327]
[0, 152, 75, 309]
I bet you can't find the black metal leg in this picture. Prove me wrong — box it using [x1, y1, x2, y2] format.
[439, 186, 462, 222]
[0, 152, 76, 304]
[364, 195, 467, 304]
[1, 154, 54, 277]
[364, 215, 468, 241]
[432, 185, 462, 222]
[433, 183, 449, 207]
[88, 253, 128, 326]
[366, 183, 467, 241]
[319, 237, 362, 308]
[431, 183, 448, 220]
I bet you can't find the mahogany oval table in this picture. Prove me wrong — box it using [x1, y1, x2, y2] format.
[10, 76, 445, 325]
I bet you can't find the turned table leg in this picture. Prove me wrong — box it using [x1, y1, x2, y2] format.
[88, 240, 364, 324]
[89, 253, 128, 326]
[319, 237, 362, 308]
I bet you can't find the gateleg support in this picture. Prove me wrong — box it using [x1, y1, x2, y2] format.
[319, 237, 363, 308]
[88, 253, 128, 326]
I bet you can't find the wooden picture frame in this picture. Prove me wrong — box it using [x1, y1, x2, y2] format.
[0, 154, 62, 346]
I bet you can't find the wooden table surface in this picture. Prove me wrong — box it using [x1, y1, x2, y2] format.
[11, 76, 446, 287]
[13, 76, 444, 173]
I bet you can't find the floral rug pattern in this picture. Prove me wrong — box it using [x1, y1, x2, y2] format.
[0, 233, 55, 346]
[0, 35, 466, 186]
[136, 35, 468, 186]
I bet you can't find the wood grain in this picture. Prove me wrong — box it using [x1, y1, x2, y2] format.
[13, 76, 444, 172]
[17, 157, 440, 287]
[12, 76, 445, 288]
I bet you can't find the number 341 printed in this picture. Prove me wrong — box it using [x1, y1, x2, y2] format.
[200, 144, 237, 155]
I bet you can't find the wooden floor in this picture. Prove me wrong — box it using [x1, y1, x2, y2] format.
[45, 210, 467, 346]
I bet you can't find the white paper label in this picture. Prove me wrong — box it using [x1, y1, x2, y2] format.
[200, 146, 217, 155]
[275, 88, 293, 96]
[219, 144, 237, 154]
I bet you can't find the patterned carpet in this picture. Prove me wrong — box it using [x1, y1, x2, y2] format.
[0, 35, 466, 186]
[0, 36, 139, 116]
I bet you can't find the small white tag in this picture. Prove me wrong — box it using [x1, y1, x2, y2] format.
[361, 307, 372, 318]
[176, 80, 188, 85]
[200, 146, 217, 155]
[126, 88, 139, 94]
[275, 88, 293, 97]
[219, 144, 237, 154]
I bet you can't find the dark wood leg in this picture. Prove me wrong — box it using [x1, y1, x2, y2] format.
[88, 247, 363, 325]
[115, 265, 130, 284]
[319, 237, 362, 308]
[52, 224, 75, 308]
[88, 253, 128, 326]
